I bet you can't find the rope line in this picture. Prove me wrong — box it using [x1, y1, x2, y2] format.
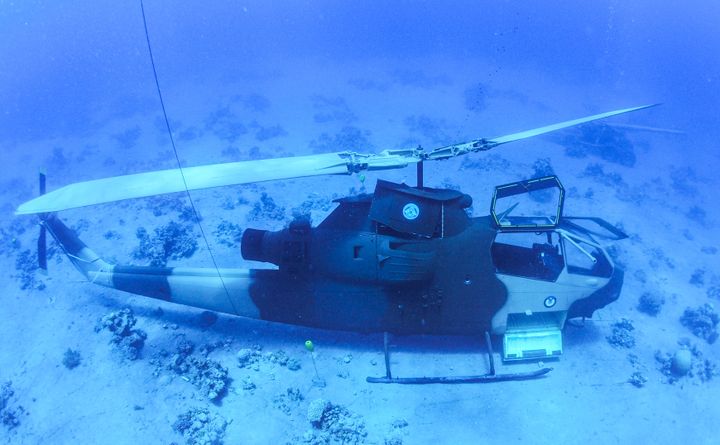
[139, 0, 239, 315]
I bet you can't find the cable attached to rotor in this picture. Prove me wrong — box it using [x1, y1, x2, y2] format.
[139, 0, 239, 315]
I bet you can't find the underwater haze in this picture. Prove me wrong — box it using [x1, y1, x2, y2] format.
[1, 1, 719, 444]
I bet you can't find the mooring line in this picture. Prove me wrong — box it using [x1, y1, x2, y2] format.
[139, 0, 239, 315]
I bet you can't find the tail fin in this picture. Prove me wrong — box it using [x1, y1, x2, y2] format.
[43, 213, 114, 283]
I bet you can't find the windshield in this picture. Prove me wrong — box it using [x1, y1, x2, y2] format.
[492, 176, 564, 230]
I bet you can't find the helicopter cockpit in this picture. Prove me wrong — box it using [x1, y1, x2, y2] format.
[488, 176, 626, 361]
[489, 176, 616, 282]
[491, 227, 615, 282]
[490, 176, 566, 280]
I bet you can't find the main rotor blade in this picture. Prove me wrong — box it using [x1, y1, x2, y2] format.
[16, 104, 657, 215]
[487, 104, 659, 145]
[16, 149, 422, 215]
[14, 153, 339, 214]
[425, 104, 659, 160]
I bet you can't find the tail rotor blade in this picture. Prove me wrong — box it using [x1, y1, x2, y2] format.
[38, 172, 48, 271]
[38, 225, 47, 271]
[39, 172, 46, 195]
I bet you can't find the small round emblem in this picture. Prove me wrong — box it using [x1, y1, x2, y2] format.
[544, 296, 557, 308]
[402, 203, 420, 220]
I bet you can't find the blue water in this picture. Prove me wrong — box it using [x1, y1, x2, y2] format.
[2, 1, 718, 143]
[1, 1, 719, 444]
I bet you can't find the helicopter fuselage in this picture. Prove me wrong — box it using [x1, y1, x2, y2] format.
[44, 177, 623, 348]
[238, 179, 622, 336]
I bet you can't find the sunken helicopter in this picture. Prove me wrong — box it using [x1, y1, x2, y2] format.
[16, 104, 655, 383]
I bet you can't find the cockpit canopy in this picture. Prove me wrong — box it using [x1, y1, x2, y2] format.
[491, 176, 564, 231]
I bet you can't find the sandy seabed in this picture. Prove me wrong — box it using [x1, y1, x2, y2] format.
[1, 58, 718, 445]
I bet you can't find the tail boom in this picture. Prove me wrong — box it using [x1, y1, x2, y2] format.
[43, 214, 261, 318]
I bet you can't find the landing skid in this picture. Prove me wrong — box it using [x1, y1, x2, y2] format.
[366, 332, 552, 384]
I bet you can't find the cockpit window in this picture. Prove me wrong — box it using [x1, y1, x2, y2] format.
[491, 231, 564, 281]
[491, 176, 564, 231]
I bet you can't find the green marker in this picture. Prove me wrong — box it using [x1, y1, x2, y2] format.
[358, 174, 366, 183]
[304, 339, 325, 387]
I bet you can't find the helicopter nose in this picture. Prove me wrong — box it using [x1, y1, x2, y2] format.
[567, 268, 624, 319]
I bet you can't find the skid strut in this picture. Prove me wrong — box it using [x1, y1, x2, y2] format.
[366, 332, 552, 384]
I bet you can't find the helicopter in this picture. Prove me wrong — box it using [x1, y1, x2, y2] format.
[16, 104, 655, 383]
